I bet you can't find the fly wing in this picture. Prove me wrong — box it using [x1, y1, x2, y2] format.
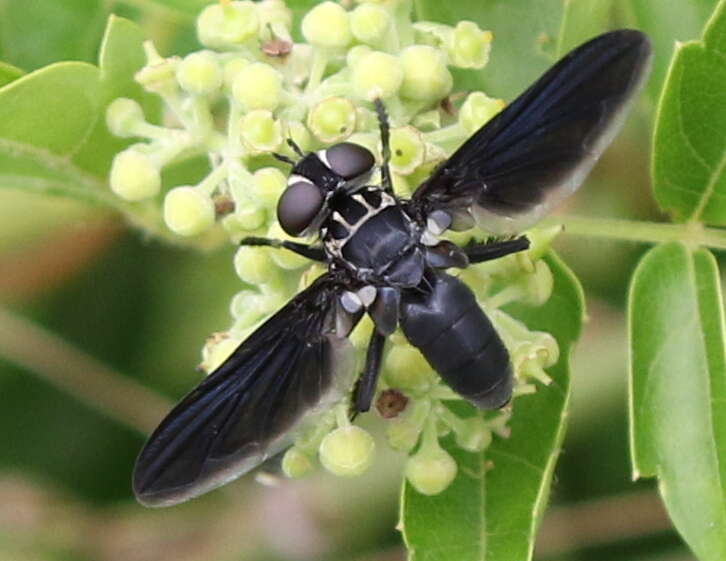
[411, 29, 651, 235]
[133, 274, 355, 507]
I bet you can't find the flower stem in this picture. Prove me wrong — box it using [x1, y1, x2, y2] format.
[541, 215, 726, 251]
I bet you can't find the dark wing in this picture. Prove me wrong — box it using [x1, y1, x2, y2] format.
[133, 274, 356, 507]
[412, 29, 651, 234]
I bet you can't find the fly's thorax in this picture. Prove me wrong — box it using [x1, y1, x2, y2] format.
[321, 187, 398, 258]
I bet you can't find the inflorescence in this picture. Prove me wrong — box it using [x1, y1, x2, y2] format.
[107, 0, 560, 496]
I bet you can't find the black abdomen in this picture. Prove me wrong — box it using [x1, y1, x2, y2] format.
[399, 271, 512, 409]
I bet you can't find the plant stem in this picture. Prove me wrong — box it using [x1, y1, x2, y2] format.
[541, 215, 726, 251]
[0, 307, 172, 434]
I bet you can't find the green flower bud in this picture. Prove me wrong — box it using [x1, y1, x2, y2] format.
[256, 0, 293, 34]
[405, 445, 457, 495]
[106, 98, 144, 138]
[302, 2, 352, 49]
[386, 399, 430, 452]
[222, 57, 250, 90]
[349, 315, 374, 349]
[399, 45, 452, 101]
[385, 344, 434, 391]
[389, 126, 425, 175]
[277, 121, 313, 162]
[307, 97, 356, 143]
[350, 4, 390, 45]
[346, 45, 372, 69]
[232, 62, 282, 111]
[412, 109, 441, 131]
[135, 43, 179, 96]
[222, 205, 267, 238]
[234, 246, 279, 285]
[523, 260, 554, 306]
[282, 447, 315, 478]
[110, 149, 161, 201]
[201, 335, 242, 373]
[177, 51, 223, 96]
[392, 173, 412, 197]
[197, 1, 259, 49]
[229, 289, 268, 327]
[240, 110, 283, 152]
[319, 425, 375, 477]
[448, 22, 492, 69]
[251, 167, 286, 209]
[163, 186, 216, 236]
[459, 91, 505, 134]
[352, 51, 403, 100]
[266, 222, 310, 269]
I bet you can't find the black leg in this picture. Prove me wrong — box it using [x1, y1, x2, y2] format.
[373, 99, 393, 194]
[353, 330, 387, 414]
[464, 236, 530, 264]
[240, 236, 327, 263]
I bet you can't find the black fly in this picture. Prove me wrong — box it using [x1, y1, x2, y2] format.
[133, 30, 651, 506]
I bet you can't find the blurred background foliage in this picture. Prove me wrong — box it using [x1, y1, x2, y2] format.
[0, 0, 719, 560]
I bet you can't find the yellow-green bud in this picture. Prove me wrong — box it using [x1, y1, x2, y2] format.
[281, 120, 313, 157]
[385, 344, 433, 391]
[240, 110, 283, 152]
[163, 186, 216, 236]
[350, 3, 390, 45]
[266, 222, 310, 269]
[106, 98, 144, 138]
[389, 126, 425, 175]
[399, 45, 452, 101]
[251, 167, 286, 209]
[307, 97, 356, 143]
[234, 246, 279, 285]
[232, 63, 282, 111]
[523, 260, 554, 306]
[319, 425, 375, 477]
[176, 51, 223, 96]
[282, 448, 314, 478]
[301, 2, 352, 49]
[197, 1, 259, 49]
[202, 336, 242, 373]
[110, 149, 161, 201]
[135, 46, 179, 96]
[448, 22, 492, 69]
[229, 290, 267, 327]
[405, 446, 457, 495]
[222, 205, 267, 237]
[392, 173, 412, 197]
[453, 415, 492, 452]
[346, 45, 372, 69]
[386, 399, 430, 452]
[459, 91, 505, 134]
[349, 315, 374, 349]
[256, 0, 293, 33]
[223, 57, 250, 90]
[352, 51, 403, 100]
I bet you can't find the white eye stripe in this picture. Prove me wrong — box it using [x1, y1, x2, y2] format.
[287, 174, 314, 187]
[316, 149, 331, 169]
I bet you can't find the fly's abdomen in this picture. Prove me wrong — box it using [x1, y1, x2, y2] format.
[399, 271, 512, 409]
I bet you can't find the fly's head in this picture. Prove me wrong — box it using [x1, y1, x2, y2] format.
[277, 142, 376, 237]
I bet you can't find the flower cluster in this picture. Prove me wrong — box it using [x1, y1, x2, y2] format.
[107, 0, 560, 496]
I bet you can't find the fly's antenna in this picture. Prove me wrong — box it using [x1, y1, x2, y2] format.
[272, 152, 295, 165]
[286, 138, 305, 157]
[373, 98, 393, 194]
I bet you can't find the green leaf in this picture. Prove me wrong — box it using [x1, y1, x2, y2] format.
[0, 16, 155, 207]
[624, 0, 719, 101]
[652, 0, 726, 224]
[401, 252, 584, 561]
[414, 0, 563, 98]
[629, 242, 726, 561]
[556, 0, 613, 57]
[0, 61, 23, 87]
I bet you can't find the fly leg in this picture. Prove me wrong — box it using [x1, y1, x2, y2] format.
[373, 98, 393, 195]
[353, 330, 387, 414]
[464, 236, 530, 264]
[239, 236, 327, 262]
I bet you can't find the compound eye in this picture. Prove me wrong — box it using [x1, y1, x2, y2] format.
[277, 180, 324, 236]
[324, 142, 375, 180]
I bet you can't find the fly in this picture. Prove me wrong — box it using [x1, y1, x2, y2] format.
[133, 29, 651, 506]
